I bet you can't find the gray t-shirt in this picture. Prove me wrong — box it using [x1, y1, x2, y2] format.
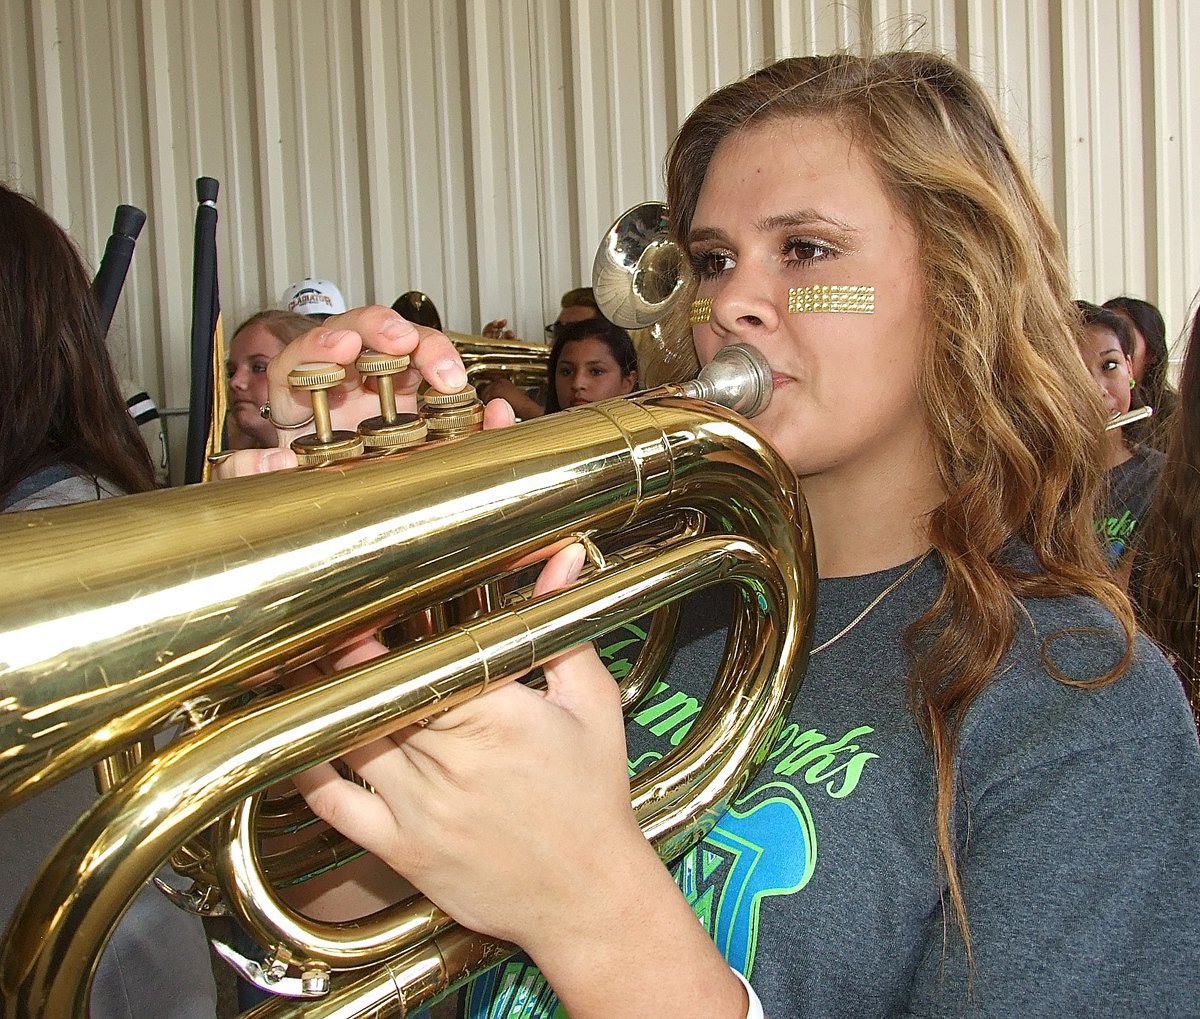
[1099, 445, 1166, 566]
[1, 463, 121, 511]
[460, 552, 1200, 1018]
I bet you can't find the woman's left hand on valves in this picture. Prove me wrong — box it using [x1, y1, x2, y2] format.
[290, 542, 646, 949]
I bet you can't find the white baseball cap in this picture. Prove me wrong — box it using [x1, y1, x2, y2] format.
[280, 277, 347, 318]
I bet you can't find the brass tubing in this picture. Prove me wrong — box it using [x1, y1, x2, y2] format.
[214, 538, 795, 972]
[0, 383, 782, 809]
[448, 333, 549, 379]
[2, 534, 808, 1014]
[240, 926, 511, 1019]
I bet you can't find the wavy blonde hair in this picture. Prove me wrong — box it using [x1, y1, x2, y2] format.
[665, 51, 1134, 957]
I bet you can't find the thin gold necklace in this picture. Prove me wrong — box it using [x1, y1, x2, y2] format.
[810, 549, 933, 655]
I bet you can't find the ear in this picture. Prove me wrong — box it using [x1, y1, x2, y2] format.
[620, 371, 638, 395]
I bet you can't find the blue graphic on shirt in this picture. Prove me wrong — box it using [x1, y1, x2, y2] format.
[461, 782, 816, 1018]
[460, 662, 868, 1019]
[675, 781, 816, 975]
[461, 964, 565, 1019]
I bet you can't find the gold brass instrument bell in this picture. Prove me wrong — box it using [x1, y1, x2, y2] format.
[592, 201, 698, 387]
[0, 207, 817, 1018]
[592, 202, 684, 330]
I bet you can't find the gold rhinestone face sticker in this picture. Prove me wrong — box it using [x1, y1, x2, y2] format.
[689, 297, 714, 324]
[787, 285, 875, 314]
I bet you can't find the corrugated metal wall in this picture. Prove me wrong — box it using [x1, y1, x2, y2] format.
[2, 0, 1196, 482]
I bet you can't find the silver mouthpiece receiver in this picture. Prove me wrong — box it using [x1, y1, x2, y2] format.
[680, 343, 772, 418]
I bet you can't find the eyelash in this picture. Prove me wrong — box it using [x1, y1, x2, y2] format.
[688, 237, 837, 280]
[783, 237, 836, 268]
[225, 361, 270, 376]
[558, 366, 612, 377]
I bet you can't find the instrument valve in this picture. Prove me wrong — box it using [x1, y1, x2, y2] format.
[300, 963, 331, 996]
[286, 361, 365, 466]
[355, 349, 428, 451]
[359, 412, 428, 452]
[420, 383, 485, 440]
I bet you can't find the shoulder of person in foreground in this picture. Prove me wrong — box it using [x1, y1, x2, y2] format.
[903, 586, 1200, 1017]
[2, 464, 123, 513]
[963, 586, 1194, 762]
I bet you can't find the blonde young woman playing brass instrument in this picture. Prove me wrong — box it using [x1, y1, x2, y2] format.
[232, 52, 1200, 1019]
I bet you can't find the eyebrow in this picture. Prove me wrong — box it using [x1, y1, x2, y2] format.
[687, 208, 860, 245]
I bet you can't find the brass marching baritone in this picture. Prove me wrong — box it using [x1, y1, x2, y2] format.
[0, 344, 817, 1018]
[0, 201, 816, 1017]
[391, 288, 552, 406]
[449, 330, 550, 393]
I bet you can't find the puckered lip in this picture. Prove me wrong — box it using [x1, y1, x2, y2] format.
[770, 372, 795, 389]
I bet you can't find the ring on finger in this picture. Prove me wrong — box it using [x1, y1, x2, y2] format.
[260, 401, 315, 430]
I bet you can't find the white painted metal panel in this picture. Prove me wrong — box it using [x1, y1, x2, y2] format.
[0, 0, 1195, 482]
[1150, 0, 1200, 354]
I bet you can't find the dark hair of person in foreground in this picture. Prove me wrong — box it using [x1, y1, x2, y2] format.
[0, 183, 156, 502]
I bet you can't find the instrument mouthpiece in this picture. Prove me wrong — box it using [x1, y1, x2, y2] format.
[680, 344, 772, 418]
[1106, 405, 1154, 431]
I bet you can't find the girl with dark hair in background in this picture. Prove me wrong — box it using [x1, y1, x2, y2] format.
[480, 287, 610, 417]
[543, 317, 639, 413]
[0, 182, 218, 1015]
[1104, 294, 1179, 446]
[1075, 299, 1165, 583]
[483, 312, 638, 419]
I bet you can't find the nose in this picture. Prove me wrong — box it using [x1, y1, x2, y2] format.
[229, 365, 250, 393]
[571, 370, 588, 392]
[708, 262, 781, 338]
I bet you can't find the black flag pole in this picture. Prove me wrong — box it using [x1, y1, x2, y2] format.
[185, 177, 222, 484]
[91, 204, 147, 338]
